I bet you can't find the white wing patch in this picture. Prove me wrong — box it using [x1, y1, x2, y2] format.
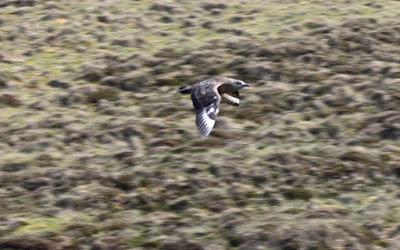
[196, 108, 216, 137]
[222, 93, 240, 105]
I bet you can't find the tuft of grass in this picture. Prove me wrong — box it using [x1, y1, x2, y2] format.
[14, 217, 67, 235]
[125, 236, 162, 248]
[282, 188, 313, 201]
[86, 87, 120, 103]
[0, 153, 35, 172]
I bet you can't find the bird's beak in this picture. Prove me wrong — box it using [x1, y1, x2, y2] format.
[243, 83, 250, 87]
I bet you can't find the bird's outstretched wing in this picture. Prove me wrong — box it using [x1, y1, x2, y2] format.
[195, 103, 218, 137]
[191, 81, 220, 137]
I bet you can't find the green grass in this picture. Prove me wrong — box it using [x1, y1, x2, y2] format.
[1, 0, 400, 248]
[14, 217, 67, 235]
[2, 0, 400, 82]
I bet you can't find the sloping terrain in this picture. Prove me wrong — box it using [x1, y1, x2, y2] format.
[1, 0, 400, 249]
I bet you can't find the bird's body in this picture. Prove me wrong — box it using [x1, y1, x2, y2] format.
[179, 77, 249, 137]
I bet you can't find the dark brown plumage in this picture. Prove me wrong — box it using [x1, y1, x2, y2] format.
[179, 77, 250, 137]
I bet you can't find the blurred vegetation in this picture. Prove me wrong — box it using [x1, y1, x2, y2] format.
[1, 0, 400, 249]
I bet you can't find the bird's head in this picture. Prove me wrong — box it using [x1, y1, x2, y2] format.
[228, 78, 250, 90]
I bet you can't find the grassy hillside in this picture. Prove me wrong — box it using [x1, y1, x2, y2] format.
[1, 0, 400, 249]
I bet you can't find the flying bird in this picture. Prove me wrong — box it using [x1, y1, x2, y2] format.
[179, 77, 250, 137]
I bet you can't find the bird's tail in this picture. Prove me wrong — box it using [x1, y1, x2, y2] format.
[178, 85, 192, 94]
